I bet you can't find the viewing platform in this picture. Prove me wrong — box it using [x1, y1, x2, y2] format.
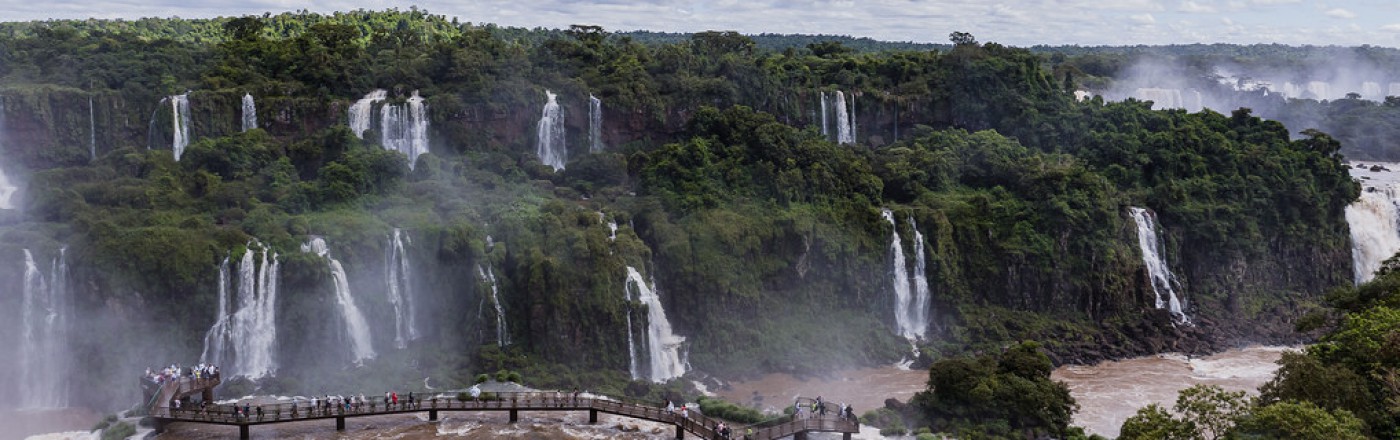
[151, 391, 859, 440]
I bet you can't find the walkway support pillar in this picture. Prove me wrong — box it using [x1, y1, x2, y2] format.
[675, 423, 684, 439]
[794, 431, 808, 440]
[589, 409, 597, 424]
[336, 416, 345, 430]
[429, 409, 438, 421]
[239, 425, 249, 440]
[843, 433, 852, 440]
[509, 409, 518, 423]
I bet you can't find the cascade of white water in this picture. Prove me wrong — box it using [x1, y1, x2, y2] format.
[1363, 82, 1384, 100]
[1306, 81, 1330, 100]
[475, 264, 509, 346]
[302, 237, 375, 363]
[834, 91, 854, 144]
[909, 216, 931, 339]
[380, 91, 429, 169]
[241, 93, 257, 132]
[20, 248, 70, 408]
[88, 96, 96, 160]
[348, 90, 387, 139]
[820, 91, 829, 138]
[1129, 207, 1189, 323]
[0, 98, 15, 210]
[883, 210, 922, 340]
[386, 228, 419, 349]
[171, 94, 191, 161]
[537, 90, 567, 171]
[200, 257, 231, 368]
[625, 266, 689, 382]
[1347, 181, 1400, 283]
[232, 246, 279, 378]
[589, 94, 603, 153]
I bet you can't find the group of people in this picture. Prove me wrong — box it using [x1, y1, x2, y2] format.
[145, 363, 220, 385]
[794, 396, 855, 422]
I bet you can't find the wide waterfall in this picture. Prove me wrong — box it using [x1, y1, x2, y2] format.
[20, 248, 70, 408]
[201, 244, 281, 378]
[380, 91, 429, 169]
[821, 91, 855, 144]
[88, 96, 96, 160]
[477, 265, 509, 346]
[883, 209, 928, 340]
[386, 228, 419, 349]
[589, 94, 603, 153]
[0, 98, 16, 210]
[241, 93, 257, 132]
[171, 94, 191, 161]
[536, 90, 566, 171]
[348, 89, 387, 139]
[624, 266, 689, 382]
[1347, 164, 1400, 283]
[303, 237, 375, 363]
[1129, 207, 1189, 323]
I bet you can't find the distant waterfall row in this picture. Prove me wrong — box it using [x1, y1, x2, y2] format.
[624, 266, 689, 383]
[0, 98, 16, 210]
[1129, 207, 1190, 323]
[820, 90, 856, 144]
[882, 209, 930, 340]
[348, 89, 429, 170]
[20, 248, 71, 408]
[201, 243, 280, 379]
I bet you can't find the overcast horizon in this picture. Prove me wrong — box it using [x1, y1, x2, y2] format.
[1, 0, 1398, 48]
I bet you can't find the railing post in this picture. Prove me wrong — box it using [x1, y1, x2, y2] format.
[239, 425, 249, 440]
[589, 409, 597, 424]
[336, 416, 345, 431]
[675, 423, 684, 439]
[429, 409, 438, 421]
[509, 409, 518, 423]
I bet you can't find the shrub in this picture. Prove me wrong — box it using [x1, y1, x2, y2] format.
[696, 396, 767, 424]
[101, 422, 135, 440]
[475, 374, 489, 384]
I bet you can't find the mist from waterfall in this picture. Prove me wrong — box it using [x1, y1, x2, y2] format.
[536, 90, 566, 171]
[386, 228, 419, 349]
[241, 93, 257, 132]
[20, 248, 71, 408]
[477, 264, 509, 346]
[303, 237, 375, 363]
[1130, 207, 1189, 323]
[625, 266, 689, 382]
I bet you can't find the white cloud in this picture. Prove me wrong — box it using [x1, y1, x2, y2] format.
[1131, 14, 1157, 25]
[1325, 8, 1356, 19]
[1179, 1, 1216, 13]
[1382, 23, 1400, 32]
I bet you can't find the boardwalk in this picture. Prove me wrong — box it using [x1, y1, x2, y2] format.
[153, 391, 859, 439]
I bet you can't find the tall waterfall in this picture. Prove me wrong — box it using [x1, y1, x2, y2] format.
[589, 94, 603, 153]
[380, 91, 429, 169]
[821, 91, 855, 144]
[1348, 186, 1400, 283]
[883, 210, 928, 340]
[241, 93, 257, 132]
[909, 216, 931, 337]
[20, 248, 70, 408]
[171, 94, 191, 161]
[820, 92, 829, 138]
[0, 98, 16, 210]
[348, 89, 387, 139]
[1129, 207, 1189, 323]
[625, 266, 689, 382]
[303, 237, 375, 363]
[386, 228, 419, 349]
[201, 244, 281, 378]
[477, 264, 509, 346]
[536, 90, 567, 171]
[88, 96, 96, 160]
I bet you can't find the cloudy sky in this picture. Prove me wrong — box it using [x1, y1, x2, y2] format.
[3, 0, 1399, 47]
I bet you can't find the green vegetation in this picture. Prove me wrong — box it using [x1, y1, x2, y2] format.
[99, 421, 135, 440]
[695, 396, 768, 424]
[911, 341, 1079, 438]
[1118, 384, 1366, 440]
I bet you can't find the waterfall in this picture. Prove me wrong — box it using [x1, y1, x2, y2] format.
[883, 209, 925, 340]
[348, 89, 387, 139]
[820, 92, 829, 138]
[171, 94, 191, 161]
[302, 238, 375, 363]
[380, 91, 429, 169]
[0, 98, 15, 210]
[536, 90, 567, 171]
[589, 94, 603, 153]
[386, 228, 419, 349]
[1348, 185, 1400, 283]
[200, 258, 231, 368]
[476, 265, 509, 346]
[625, 266, 689, 382]
[1363, 82, 1384, 100]
[909, 216, 931, 338]
[241, 93, 257, 132]
[820, 91, 855, 144]
[1129, 207, 1189, 323]
[1306, 81, 1330, 100]
[20, 248, 70, 408]
[88, 96, 96, 160]
[834, 91, 853, 144]
[1134, 88, 1186, 110]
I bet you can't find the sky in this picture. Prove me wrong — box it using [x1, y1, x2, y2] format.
[2, 0, 1399, 47]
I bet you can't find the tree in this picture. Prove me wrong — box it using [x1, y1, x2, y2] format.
[949, 31, 977, 46]
[1232, 401, 1367, 440]
[1119, 404, 1194, 440]
[1117, 385, 1250, 440]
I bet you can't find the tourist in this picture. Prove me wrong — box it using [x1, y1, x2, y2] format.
[256, 405, 264, 421]
[392, 391, 398, 408]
